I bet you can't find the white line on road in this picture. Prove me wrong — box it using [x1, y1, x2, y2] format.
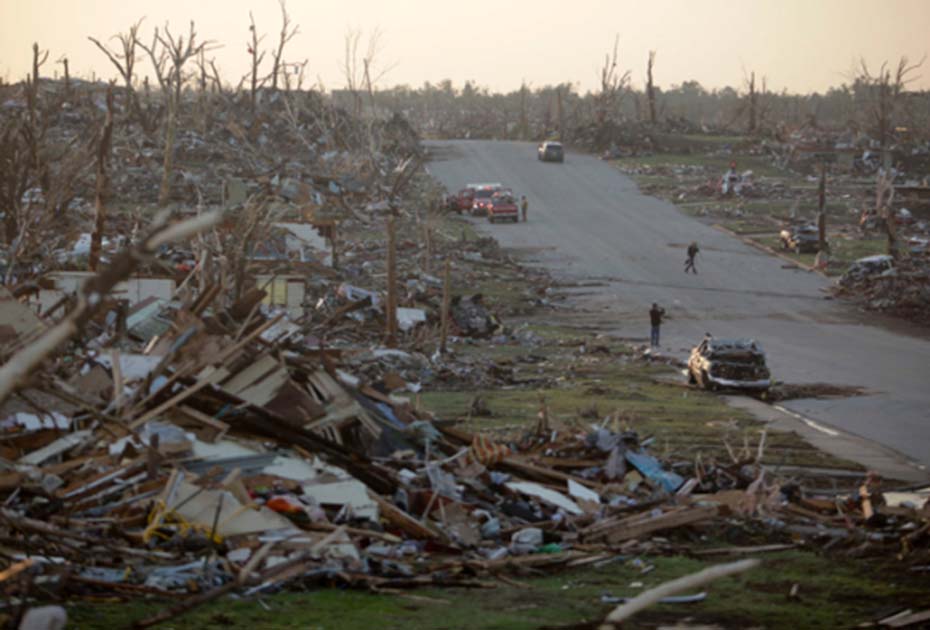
[774, 405, 840, 437]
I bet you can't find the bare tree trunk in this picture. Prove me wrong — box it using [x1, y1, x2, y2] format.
[878, 78, 889, 156]
[89, 85, 115, 271]
[0, 121, 30, 245]
[385, 216, 398, 348]
[440, 258, 451, 354]
[747, 71, 757, 134]
[248, 12, 266, 116]
[158, 94, 176, 206]
[646, 50, 657, 124]
[270, 0, 298, 92]
[876, 171, 898, 259]
[60, 57, 71, 96]
[32, 43, 48, 94]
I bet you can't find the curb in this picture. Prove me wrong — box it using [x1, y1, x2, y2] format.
[713, 224, 830, 279]
[723, 394, 930, 483]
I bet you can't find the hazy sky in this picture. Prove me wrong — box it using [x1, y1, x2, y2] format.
[2, 0, 929, 94]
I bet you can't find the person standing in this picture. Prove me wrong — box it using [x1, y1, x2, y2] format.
[649, 303, 666, 347]
[520, 195, 528, 222]
[685, 242, 699, 274]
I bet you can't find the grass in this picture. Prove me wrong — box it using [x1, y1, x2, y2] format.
[613, 152, 789, 179]
[66, 549, 928, 629]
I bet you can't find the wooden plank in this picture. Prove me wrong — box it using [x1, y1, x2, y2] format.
[585, 505, 719, 544]
[368, 492, 438, 540]
[175, 405, 230, 442]
[692, 543, 797, 556]
[129, 378, 213, 429]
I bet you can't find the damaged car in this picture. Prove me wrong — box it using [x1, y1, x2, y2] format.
[687, 337, 771, 392]
[779, 223, 820, 254]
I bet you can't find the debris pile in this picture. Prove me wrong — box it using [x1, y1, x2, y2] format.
[1, 277, 928, 627]
[833, 254, 930, 324]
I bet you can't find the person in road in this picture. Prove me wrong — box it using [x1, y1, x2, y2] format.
[685, 241, 699, 274]
[520, 195, 528, 222]
[649, 302, 666, 347]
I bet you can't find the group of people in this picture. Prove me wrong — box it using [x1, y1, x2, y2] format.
[649, 241, 701, 347]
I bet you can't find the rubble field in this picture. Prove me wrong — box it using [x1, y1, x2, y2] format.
[0, 68, 928, 630]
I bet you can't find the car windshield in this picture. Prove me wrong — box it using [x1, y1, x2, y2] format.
[475, 188, 496, 198]
[494, 195, 514, 204]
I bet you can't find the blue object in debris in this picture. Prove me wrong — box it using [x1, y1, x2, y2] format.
[625, 450, 684, 493]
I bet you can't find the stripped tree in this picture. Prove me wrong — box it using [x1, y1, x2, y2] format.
[594, 35, 631, 127]
[139, 22, 214, 206]
[646, 50, 657, 124]
[246, 12, 267, 115]
[854, 56, 925, 155]
[0, 118, 31, 245]
[88, 20, 150, 130]
[89, 84, 115, 271]
[270, 0, 299, 91]
[57, 55, 71, 96]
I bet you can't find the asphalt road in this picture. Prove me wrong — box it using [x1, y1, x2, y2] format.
[427, 140, 930, 469]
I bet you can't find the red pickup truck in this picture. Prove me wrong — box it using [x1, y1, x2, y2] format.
[488, 190, 519, 223]
[451, 187, 475, 213]
[469, 183, 502, 216]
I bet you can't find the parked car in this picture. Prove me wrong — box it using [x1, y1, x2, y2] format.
[452, 187, 475, 213]
[470, 183, 502, 216]
[687, 337, 771, 392]
[488, 190, 519, 223]
[537, 141, 564, 163]
[779, 224, 821, 254]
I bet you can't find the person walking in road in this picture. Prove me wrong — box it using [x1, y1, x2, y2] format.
[684, 241, 699, 274]
[520, 195, 528, 222]
[649, 302, 666, 347]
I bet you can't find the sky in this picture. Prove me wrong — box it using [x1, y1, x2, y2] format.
[1, 0, 929, 95]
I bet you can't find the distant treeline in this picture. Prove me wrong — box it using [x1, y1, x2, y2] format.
[357, 76, 930, 148]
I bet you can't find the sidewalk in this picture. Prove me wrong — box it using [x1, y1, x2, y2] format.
[724, 395, 930, 484]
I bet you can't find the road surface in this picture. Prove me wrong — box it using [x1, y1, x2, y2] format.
[427, 140, 930, 470]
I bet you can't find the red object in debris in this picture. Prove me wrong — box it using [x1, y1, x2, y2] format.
[266, 495, 303, 514]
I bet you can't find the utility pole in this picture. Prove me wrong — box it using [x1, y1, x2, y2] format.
[817, 162, 828, 253]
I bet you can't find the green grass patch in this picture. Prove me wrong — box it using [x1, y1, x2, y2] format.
[421, 337, 848, 469]
[753, 235, 888, 276]
[67, 549, 927, 629]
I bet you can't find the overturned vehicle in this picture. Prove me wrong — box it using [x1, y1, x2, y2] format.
[687, 337, 771, 392]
